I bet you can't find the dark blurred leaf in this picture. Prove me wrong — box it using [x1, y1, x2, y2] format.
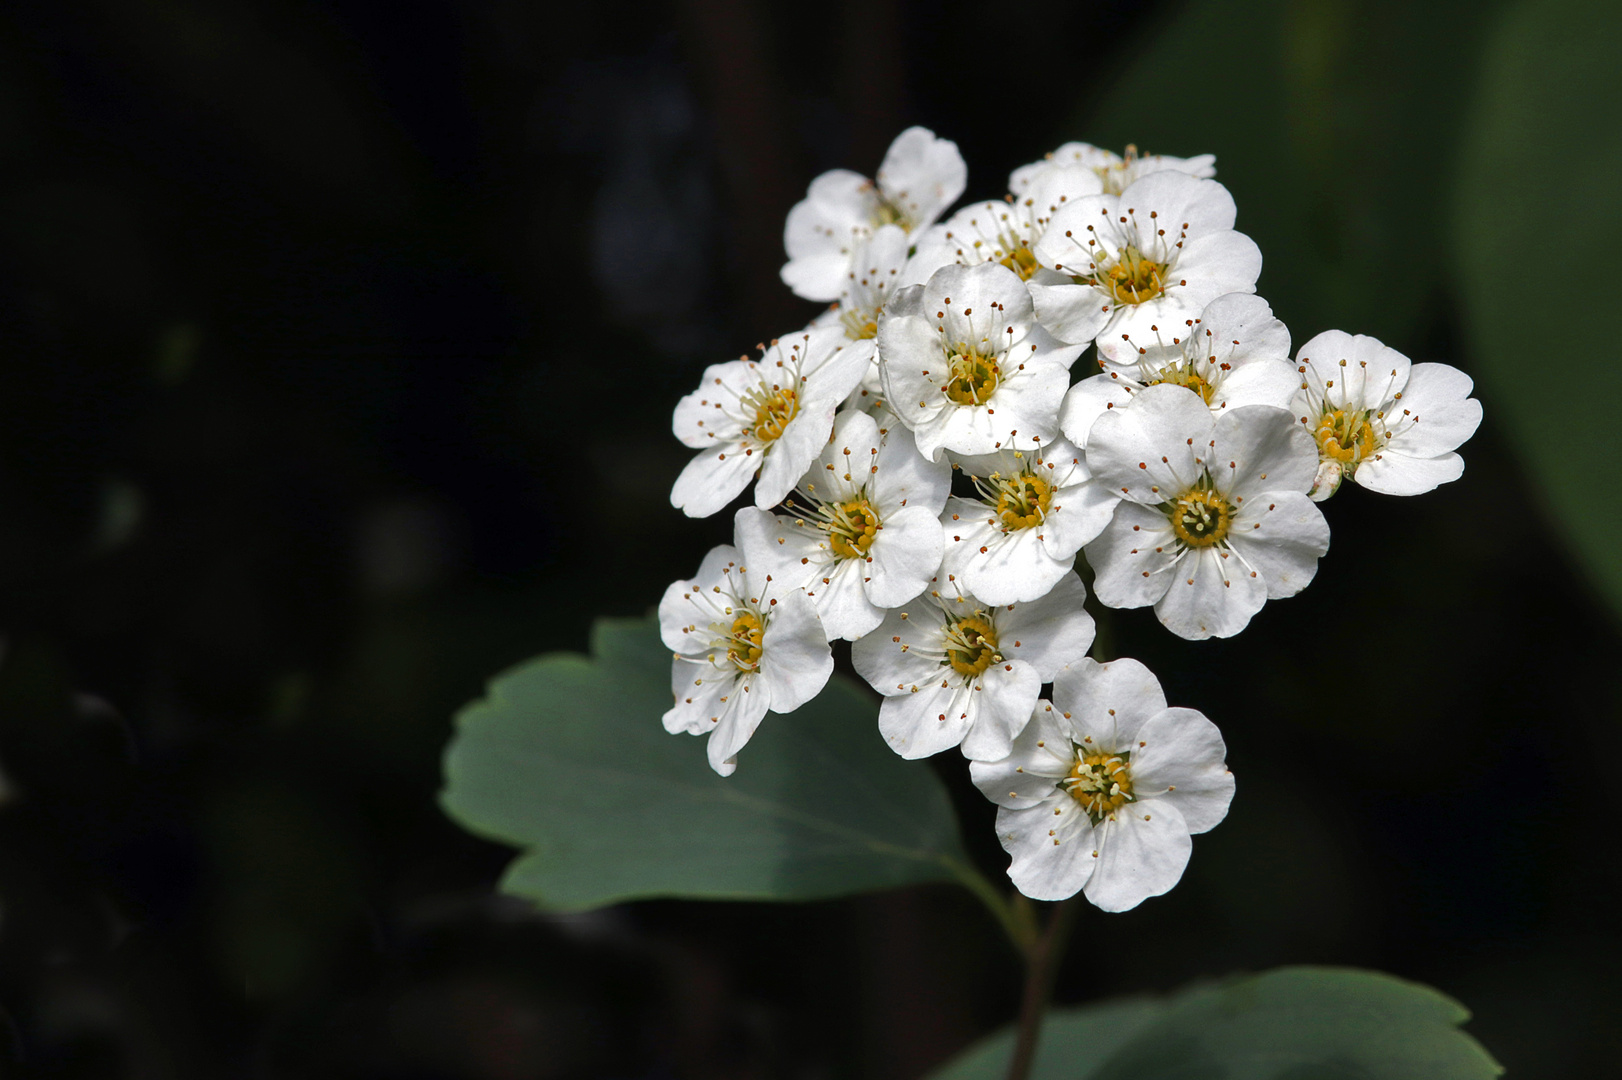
[1076, 0, 1506, 345]
[1451, 0, 1622, 615]
[930, 967, 1501, 1080]
[440, 616, 974, 910]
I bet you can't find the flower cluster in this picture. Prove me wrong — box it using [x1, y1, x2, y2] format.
[660, 129, 1482, 912]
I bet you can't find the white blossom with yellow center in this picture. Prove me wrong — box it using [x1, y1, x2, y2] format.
[1028, 171, 1261, 348]
[877, 263, 1083, 461]
[1060, 293, 1301, 445]
[1083, 384, 1329, 640]
[781, 126, 967, 302]
[970, 657, 1234, 910]
[1289, 330, 1483, 501]
[939, 437, 1119, 605]
[671, 326, 867, 518]
[659, 544, 833, 776]
[734, 409, 950, 641]
[904, 164, 1104, 291]
[851, 574, 1094, 761]
[808, 224, 912, 422]
[1009, 142, 1216, 199]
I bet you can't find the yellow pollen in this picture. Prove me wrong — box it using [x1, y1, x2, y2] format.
[871, 199, 911, 231]
[840, 308, 879, 341]
[1168, 486, 1233, 548]
[945, 348, 1001, 405]
[1078, 245, 1167, 306]
[998, 244, 1041, 281]
[995, 473, 1053, 531]
[1315, 408, 1379, 467]
[1065, 751, 1134, 821]
[725, 612, 764, 670]
[1147, 363, 1214, 404]
[944, 615, 999, 678]
[752, 387, 799, 444]
[827, 498, 880, 559]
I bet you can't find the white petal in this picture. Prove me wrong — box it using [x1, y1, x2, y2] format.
[1294, 330, 1411, 415]
[1210, 404, 1319, 498]
[996, 574, 1096, 680]
[704, 674, 772, 777]
[1082, 800, 1192, 912]
[863, 504, 943, 609]
[1379, 362, 1482, 459]
[999, 799, 1097, 901]
[671, 446, 757, 518]
[1044, 478, 1120, 558]
[1354, 450, 1466, 496]
[1059, 373, 1136, 447]
[1210, 360, 1300, 413]
[876, 127, 967, 233]
[851, 602, 948, 695]
[1051, 656, 1167, 749]
[878, 679, 975, 758]
[959, 661, 1043, 761]
[1084, 503, 1180, 610]
[1153, 545, 1266, 640]
[956, 524, 1072, 606]
[1227, 490, 1329, 599]
[1130, 707, 1234, 835]
[758, 588, 832, 713]
[970, 699, 1075, 807]
[1085, 383, 1216, 504]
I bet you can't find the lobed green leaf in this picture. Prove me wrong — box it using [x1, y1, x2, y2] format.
[440, 616, 974, 910]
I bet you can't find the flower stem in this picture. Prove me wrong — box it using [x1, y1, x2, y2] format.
[1003, 896, 1083, 1080]
[944, 858, 1039, 956]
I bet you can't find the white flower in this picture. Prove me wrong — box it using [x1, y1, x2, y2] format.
[1289, 330, 1483, 500]
[1010, 142, 1216, 198]
[940, 437, 1119, 604]
[970, 657, 1234, 911]
[809, 224, 911, 422]
[659, 544, 833, 776]
[851, 574, 1094, 760]
[1059, 293, 1299, 445]
[1028, 171, 1262, 347]
[878, 263, 1083, 460]
[734, 409, 950, 640]
[781, 127, 967, 302]
[671, 326, 867, 518]
[905, 165, 1103, 287]
[1083, 384, 1329, 640]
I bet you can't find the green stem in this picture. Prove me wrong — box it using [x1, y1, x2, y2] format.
[1004, 896, 1084, 1080]
[945, 858, 1039, 957]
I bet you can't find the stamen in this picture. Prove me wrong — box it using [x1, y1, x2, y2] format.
[1062, 749, 1135, 822]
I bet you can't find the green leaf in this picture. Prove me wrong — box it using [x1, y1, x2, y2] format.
[440, 616, 977, 911]
[930, 966, 1501, 1080]
[1451, 0, 1622, 615]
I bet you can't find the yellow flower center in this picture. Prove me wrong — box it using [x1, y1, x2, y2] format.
[943, 615, 999, 678]
[1169, 486, 1234, 548]
[871, 198, 912, 231]
[995, 473, 1052, 531]
[839, 308, 879, 341]
[1065, 751, 1134, 822]
[1077, 244, 1167, 306]
[945, 348, 1001, 406]
[1146, 363, 1214, 404]
[725, 612, 764, 670]
[1315, 408, 1379, 467]
[751, 387, 799, 444]
[827, 498, 880, 559]
[998, 244, 1041, 281]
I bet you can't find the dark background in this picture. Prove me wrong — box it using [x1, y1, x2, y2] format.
[0, 0, 1614, 1076]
